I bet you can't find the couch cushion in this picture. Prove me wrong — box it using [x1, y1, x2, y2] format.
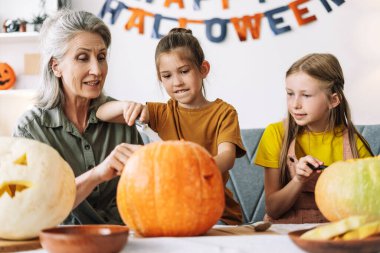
[356, 125, 380, 155]
[227, 128, 265, 223]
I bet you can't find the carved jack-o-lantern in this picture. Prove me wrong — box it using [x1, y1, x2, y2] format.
[0, 62, 16, 90]
[0, 137, 76, 240]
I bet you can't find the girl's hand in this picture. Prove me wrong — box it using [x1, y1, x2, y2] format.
[290, 155, 324, 184]
[122, 102, 149, 126]
[92, 143, 142, 183]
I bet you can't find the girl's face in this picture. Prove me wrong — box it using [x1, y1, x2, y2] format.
[157, 49, 210, 109]
[51, 32, 108, 104]
[286, 72, 339, 132]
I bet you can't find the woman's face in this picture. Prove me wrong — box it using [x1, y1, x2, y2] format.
[51, 32, 108, 103]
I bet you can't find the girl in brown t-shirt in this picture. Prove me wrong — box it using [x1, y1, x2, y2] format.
[97, 28, 246, 225]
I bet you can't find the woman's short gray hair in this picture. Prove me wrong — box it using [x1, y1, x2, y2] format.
[36, 9, 111, 109]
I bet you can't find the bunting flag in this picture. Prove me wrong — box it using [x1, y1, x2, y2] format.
[99, 0, 345, 43]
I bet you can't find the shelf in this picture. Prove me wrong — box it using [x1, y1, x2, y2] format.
[0, 32, 40, 42]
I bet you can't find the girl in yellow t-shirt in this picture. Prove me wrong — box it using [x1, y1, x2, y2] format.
[254, 53, 373, 224]
[96, 28, 246, 225]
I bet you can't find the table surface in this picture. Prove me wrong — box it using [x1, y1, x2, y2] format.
[18, 224, 319, 253]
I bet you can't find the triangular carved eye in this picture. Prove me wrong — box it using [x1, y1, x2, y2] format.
[13, 153, 27, 165]
[0, 181, 31, 198]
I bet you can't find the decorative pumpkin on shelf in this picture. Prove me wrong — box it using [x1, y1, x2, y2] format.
[0, 137, 76, 240]
[0, 62, 16, 90]
[117, 140, 225, 237]
[315, 156, 380, 222]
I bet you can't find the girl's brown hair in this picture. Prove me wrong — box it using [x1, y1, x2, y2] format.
[154, 28, 206, 94]
[279, 53, 373, 185]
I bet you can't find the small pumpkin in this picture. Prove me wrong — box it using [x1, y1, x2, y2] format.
[0, 137, 76, 240]
[117, 140, 225, 237]
[315, 156, 380, 222]
[0, 62, 16, 90]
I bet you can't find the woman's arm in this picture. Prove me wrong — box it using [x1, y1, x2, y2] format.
[96, 101, 149, 126]
[73, 143, 141, 208]
[214, 142, 236, 174]
[264, 155, 323, 219]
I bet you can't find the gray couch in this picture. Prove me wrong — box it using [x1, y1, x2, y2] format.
[227, 125, 380, 224]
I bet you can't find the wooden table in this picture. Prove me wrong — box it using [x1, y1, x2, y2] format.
[15, 224, 318, 253]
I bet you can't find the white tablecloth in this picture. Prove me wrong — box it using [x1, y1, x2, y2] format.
[20, 224, 318, 253]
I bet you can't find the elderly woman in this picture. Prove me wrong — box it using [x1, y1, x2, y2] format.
[13, 10, 143, 225]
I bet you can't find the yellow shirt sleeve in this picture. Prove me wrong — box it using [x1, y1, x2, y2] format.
[254, 122, 284, 169]
[357, 136, 373, 158]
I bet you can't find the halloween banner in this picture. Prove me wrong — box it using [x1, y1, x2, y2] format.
[99, 0, 345, 43]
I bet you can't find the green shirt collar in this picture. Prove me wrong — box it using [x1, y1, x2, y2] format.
[40, 106, 99, 130]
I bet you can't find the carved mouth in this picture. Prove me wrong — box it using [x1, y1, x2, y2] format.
[0, 153, 31, 198]
[0, 181, 32, 198]
[0, 79, 10, 85]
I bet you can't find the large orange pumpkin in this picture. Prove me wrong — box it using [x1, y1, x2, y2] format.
[315, 156, 380, 222]
[0, 62, 16, 90]
[117, 140, 225, 237]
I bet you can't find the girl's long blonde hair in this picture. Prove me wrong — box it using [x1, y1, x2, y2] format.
[279, 53, 373, 185]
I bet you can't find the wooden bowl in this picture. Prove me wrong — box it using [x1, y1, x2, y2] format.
[39, 225, 129, 253]
[289, 228, 380, 253]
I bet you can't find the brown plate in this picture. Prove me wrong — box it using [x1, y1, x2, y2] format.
[289, 228, 380, 253]
[40, 225, 129, 253]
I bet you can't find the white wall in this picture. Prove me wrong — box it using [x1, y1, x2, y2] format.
[0, 0, 59, 89]
[2, 0, 380, 128]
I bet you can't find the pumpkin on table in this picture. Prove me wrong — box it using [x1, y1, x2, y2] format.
[117, 140, 225, 237]
[0, 62, 16, 90]
[0, 137, 76, 240]
[315, 156, 380, 221]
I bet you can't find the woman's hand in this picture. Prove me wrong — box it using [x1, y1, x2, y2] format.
[122, 101, 149, 126]
[93, 143, 142, 182]
[290, 155, 324, 184]
[73, 143, 142, 208]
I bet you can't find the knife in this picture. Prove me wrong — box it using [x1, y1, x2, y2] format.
[306, 162, 328, 170]
[289, 156, 327, 170]
[135, 120, 162, 142]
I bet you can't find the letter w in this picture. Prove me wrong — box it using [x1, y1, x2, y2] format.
[231, 14, 263, 41]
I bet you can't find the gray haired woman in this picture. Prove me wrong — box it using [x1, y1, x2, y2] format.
[14, 9, 143, 225]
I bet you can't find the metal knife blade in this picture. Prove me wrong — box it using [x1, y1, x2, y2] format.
[135, 120, 162, 142]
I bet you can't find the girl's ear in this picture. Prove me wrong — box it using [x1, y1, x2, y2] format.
[200, 60, 210, 78]
[50, 58, 62, 77]
[329, 93, 340, 109]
